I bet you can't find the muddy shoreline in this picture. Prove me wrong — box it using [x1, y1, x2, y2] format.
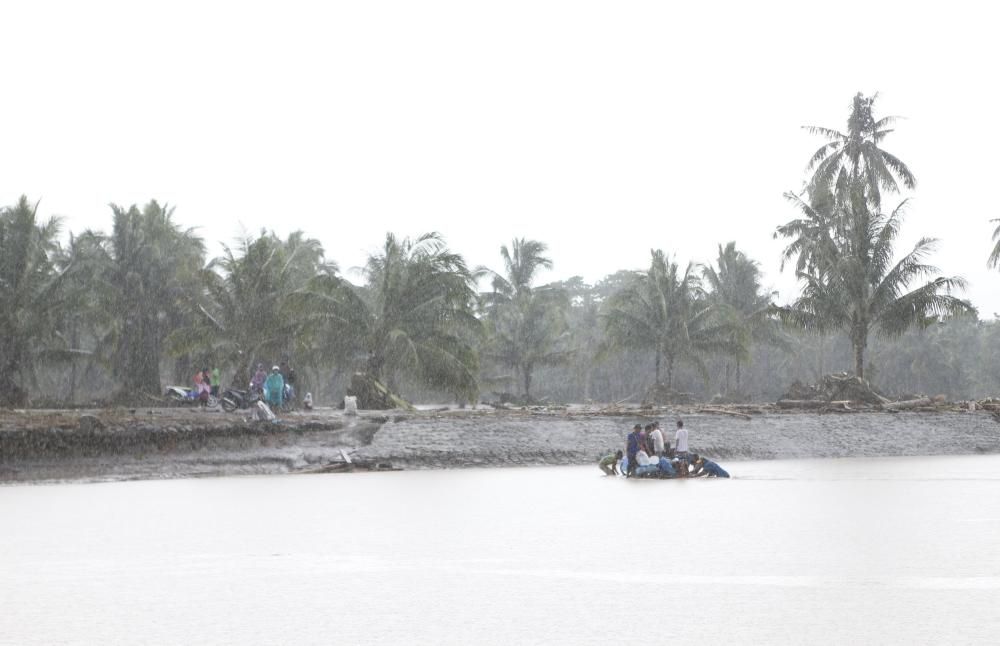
[2, 405, 999, 483]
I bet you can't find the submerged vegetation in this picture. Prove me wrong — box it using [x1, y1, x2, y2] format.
[3, 93, 998, 407]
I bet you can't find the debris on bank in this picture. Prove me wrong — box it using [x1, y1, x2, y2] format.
[775, 373, 993, 415]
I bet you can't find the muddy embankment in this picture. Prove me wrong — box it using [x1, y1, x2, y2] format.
[0, 408, 383, 483]
[2, 406, 999, 483]
[357, 408, 1000, 469]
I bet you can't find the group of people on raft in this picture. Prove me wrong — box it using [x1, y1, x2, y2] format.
[598, 419, 730, 479]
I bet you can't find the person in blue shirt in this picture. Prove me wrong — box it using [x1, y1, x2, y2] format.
[624, 424, 642, 477]
[690, 453, 730, 478]
[657, 456, 676, 477]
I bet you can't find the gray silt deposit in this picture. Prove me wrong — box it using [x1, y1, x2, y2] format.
[2, 408, 999, 483]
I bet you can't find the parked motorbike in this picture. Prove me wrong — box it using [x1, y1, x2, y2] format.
[165, 386, 219, 408]
[220, 387, 261, 412]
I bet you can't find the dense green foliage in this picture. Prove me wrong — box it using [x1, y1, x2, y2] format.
[0, 198, 75, 405]
[309, 232, 481, 402]
[4, 93, 996, 406]
[603, 250, 738, 390]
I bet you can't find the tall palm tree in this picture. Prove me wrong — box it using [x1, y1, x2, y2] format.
[308, 232, 481, 401]
[98, 201, 205, 397]
[804, 92, 915, 208]
[776, 195, 973, 379]
[491, 238, 552, 300]
[0, 197, 74, 405]
[989, 218, 1000, 269]
[481, 238, 570, 401]
[702, 242, 781, 392]
[55, 230, 113, 402]
[603, 250, 735, 391]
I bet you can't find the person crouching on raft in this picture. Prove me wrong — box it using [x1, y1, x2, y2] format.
[599, 450, 623, 476]
[690, 454, 730, 478]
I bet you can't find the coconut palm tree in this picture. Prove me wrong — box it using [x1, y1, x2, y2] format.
[97, 201, 205, 397]
[307, 232, 481, 402]
[804, 92, 915, 208]
[481, 238, 571, 401]
[0, 196, 75, 405]
[776, 194, 973, 379]
[603, 250, 736, 391]
[989, 218, 1000, 269]
[702, 242, 782, 392]
[481, 237, 553, 314]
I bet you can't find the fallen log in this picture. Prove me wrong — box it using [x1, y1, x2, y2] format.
[883, 397, 932, 411]
[776, 399, 828, 409]
[599, 393, 637, 412]
[697, 407, 752, 420]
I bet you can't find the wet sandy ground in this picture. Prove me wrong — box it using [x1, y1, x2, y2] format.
[355, 409, 1000, 469]
[2, 407, 998, 482]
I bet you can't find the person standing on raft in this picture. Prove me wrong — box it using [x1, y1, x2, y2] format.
[649, 421, 665, 457]
[674, 419, 690, 461]
[625, 424, 643, 477]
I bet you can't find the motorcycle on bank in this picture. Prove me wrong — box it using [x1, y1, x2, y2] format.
[164, 386, 219, 408]
[219, 387, 261, 412]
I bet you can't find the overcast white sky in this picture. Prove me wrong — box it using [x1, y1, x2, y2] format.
[3, 0, 999, 314]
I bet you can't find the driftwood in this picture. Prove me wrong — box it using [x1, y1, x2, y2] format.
[883, 397, 932, 411]
[346, 373, 415, 411]
[697, 407, 752, 420]
[776, 399, 828, 409]
[599, 393, 637, 412]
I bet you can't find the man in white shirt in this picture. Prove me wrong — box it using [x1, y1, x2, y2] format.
[649, 422, 665, 456]
[674, 419, 689, 460]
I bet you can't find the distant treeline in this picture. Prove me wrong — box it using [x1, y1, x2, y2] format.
[4, 92, 999, 406]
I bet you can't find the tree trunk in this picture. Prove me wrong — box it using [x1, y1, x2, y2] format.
[655, 348, 662, 384]
[0, 358, 28, 407]
[523, 364, 532, 401]
[367, 351, 385, 383]
[817, 332, 825, 379]
[735, 359, 742, 390]
[853, 325, 867, 380]
[69, 324, 79, 404]
[666, 355, 675, 392]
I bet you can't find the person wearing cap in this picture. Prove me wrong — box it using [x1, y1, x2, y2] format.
[624, 424, 643, 477]
[264, 365, 285, 409]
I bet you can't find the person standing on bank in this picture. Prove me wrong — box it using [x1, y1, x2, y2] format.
[674, 419, 689, 461]
[210, 367, 221, 398]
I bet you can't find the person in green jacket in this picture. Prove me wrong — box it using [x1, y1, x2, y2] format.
[598, 450, 623, 476]
[210, 367, 221, 397]
[264, 366, 285, 409]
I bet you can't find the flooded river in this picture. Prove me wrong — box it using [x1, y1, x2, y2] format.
[3, 456, 1000, 644]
